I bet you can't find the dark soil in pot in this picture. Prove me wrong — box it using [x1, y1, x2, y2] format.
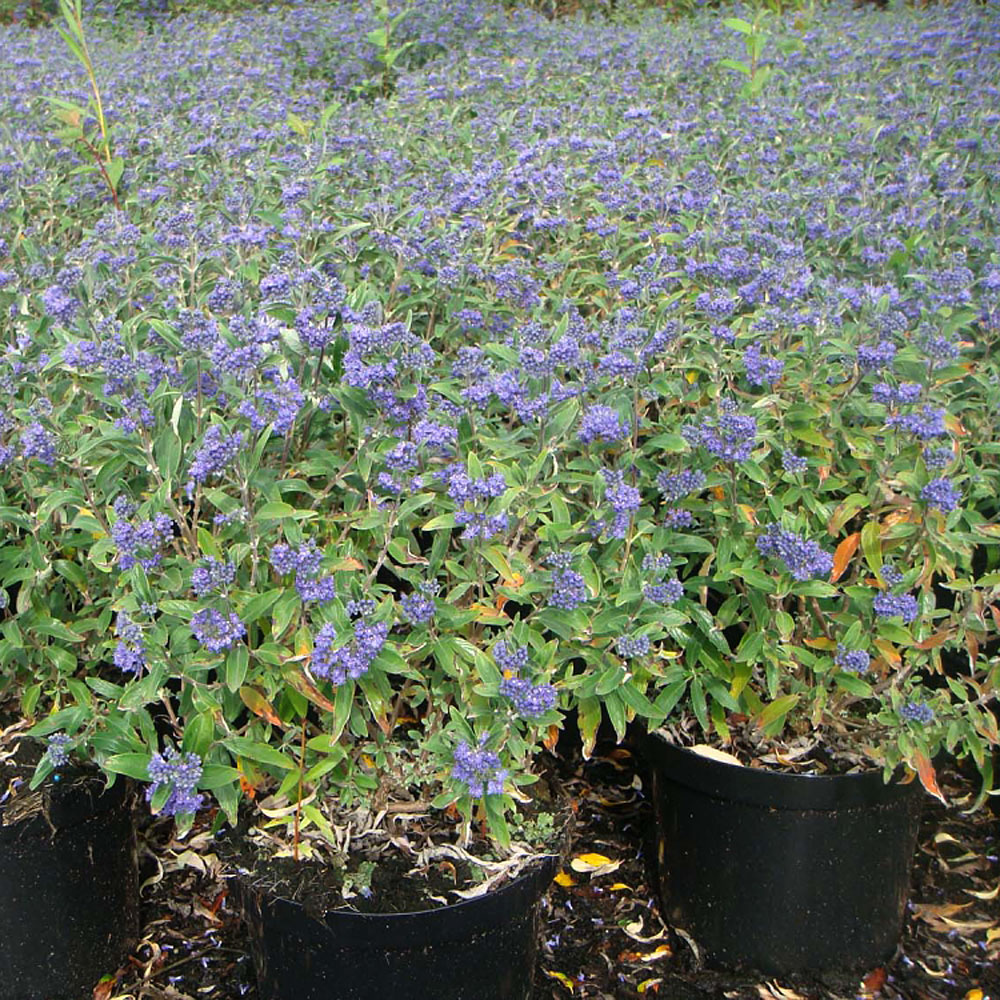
[638, 729, 925, 977]
[0, 731, 140, 1000]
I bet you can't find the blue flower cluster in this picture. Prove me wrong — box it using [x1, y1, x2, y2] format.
[857, 340, 896, 373]
[186, 425, 244, 497]
[439, 464, 509, 540]
[400, 582, 438, 626]
[685, 403, 757, 464]
[494, 641, 556, 718]
[46, 733, 71, 767]
[21, 422, 57, 466]
[742, 342, 784, 387]
[146, 747, 203, 817]
[451, 737, 507, 798]
[899, 701, 934, 724]
[238, 372, 305, 436]
[920, 477, 961, 513]
[578, 405, 630, 446]
[190, 608, 245, 653]
[886, 405, 947, 440]
[547, 553, 587, 611]
[656, 468, 706, 503]
[270, 540, 336, 604]
[873, 591, 919, 623]
[191, 557, 236, 597]
[755, 524, 834, 582]
[599, 468, 640, 539]
[310, 616, 389, 685]
[114, 611, 146, 674]
[111, 497, 174, 572]
[616, 634, 651, 658]
[834, 644, 870, 674]
[781, 451, 808, 474]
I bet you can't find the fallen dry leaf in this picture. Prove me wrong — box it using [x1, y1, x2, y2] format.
[570, 852, 621, 877]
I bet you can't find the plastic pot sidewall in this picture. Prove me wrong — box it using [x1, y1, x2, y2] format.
[641, 732, 924, 976]
[235, 855, 557, 1000]
[0, 776, 139, 1000]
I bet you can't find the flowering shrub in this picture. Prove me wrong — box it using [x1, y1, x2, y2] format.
[1, 0, 998, 858]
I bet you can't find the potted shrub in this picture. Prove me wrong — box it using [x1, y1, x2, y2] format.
[606, 309, 1000, 972]
[5, 256, 570, 997]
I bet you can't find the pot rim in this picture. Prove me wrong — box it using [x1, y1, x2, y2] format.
[235, 852, 558, 948]
[640, 729, 921, 810]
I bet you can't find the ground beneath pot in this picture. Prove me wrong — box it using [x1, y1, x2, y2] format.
[106, 743, 999, 1000]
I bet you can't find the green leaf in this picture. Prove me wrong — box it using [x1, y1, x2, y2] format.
[723, 16, 754, 34]
[734, 567, 777, 593]
[222, 737, 296, 771]
[718, 57, 751, 76]
[242, 588, 283, 623]
[256, 501, 315, 521]
[834, 673, 873, 697]
[182, 711, 216, 758]
[106, 156, 124, 192]
[104, 752, 153, 781]
[199, 764, 241, 790]
[755, 694, 799, 733]
[225, 644, 249, 692]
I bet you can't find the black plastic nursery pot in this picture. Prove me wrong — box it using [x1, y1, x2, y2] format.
[640, 731, 924, 976]
[234, 855, 558, 1000]
[0, 770, 139, 1000]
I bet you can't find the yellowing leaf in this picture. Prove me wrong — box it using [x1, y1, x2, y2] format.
[637, 979, 662, 994]
[913, 751, 947, 805]
[964, 883, 1000, 901]
[608, 882, 633, 891]
[639, 944, 673, 962]
[689, 744, 743, 767]
[831, 532, 860, 583]
[553, 871, 576, 887]
[803, 636, 837, 650]
[570, 852, 621, 877]
[331, 556, 364, 571]
[544, 970, 576, 993]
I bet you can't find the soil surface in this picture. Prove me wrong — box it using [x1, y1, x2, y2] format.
[104, 741, 998, 1000]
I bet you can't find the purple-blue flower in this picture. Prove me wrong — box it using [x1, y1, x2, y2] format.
[310, 616, 388, 685]
[547, 553, 588, 611]
[656, 469, 706, 502]
[400, 582, 438, 626]
[186, 425, 244, 497]
[834, 644, 870, 674]
[191, 558, 236, 597]
[579, 405, 630, 446]
[873, 591, 919, 624]
[920, 477, 961, 513]
[21, 422, 57, 466]
[451, 737, 506, 798]
[616, 635, 651, 658]
[146, 747, 204, 817]
[46, 733, 71, 767]
[899, 701, 934, 724]
[114, 611, 146, 674]
[599, 468, 641, 539]
[756, 524, 833, 582]
[190, 608, 245, 653]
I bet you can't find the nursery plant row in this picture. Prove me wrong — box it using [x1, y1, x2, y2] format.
[1, 0, 999, 996]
